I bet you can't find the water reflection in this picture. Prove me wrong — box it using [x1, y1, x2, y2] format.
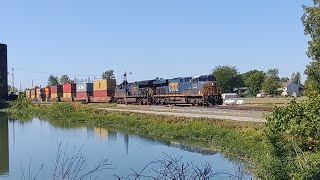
[94, 127, 129, 154]
[168, 141, 216, 155]
[0, 117, 252, 179]
[0, 113, 9, 176]
[94, 128, 109, 139]
[93, 127, 118, 141]
[124, 133, 129, 155]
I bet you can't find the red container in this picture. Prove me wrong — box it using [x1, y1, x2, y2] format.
[93, 90, 107, 98]
[92, 90, 111, 103]
[51, 86, 58, 94]
[63, 84, 76, 93]
[50, 85, 63, 99]
[76, 92, 88, 100]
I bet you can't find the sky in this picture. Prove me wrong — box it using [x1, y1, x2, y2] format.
[0, 0, 313, 89]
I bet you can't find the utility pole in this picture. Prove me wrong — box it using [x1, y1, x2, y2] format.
[124, 72, 128, 105]
[11, 68, 15, 94]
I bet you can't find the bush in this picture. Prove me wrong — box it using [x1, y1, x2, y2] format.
[266, 96, 320, 179]
[10, 97, 33, 111]
[266, 96, 320, 152]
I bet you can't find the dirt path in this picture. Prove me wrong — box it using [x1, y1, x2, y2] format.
[97, 107, 266, 123]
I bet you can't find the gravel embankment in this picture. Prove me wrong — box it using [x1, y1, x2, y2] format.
[97, 105, 267, 123]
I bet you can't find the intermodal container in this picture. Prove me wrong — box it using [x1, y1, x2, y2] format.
[63, 93, 73, 99]
[92, 90, 111, 103]
[51, 93, 58, 99]
[62, 84, 76, 102]
[36, 89, 41, 99]
[41, 88, 46, 99]
[45, 87, 50, 97]
[30, 89, 36, 99]
[50, 85, 63, 100]
[94, 80, 107, 91]
[93, 90, 107, 97]
[25, 89, 31, 99]
[93, 79, 116, 91]
[63, 84, 76, 93]
[51, 85, 63, 94]
[35, 88, 45, 101]
[77, 83, 93, 92]
[76, 91, 89, 101]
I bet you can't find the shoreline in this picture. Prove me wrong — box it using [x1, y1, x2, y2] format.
[8, 102, 274, 178]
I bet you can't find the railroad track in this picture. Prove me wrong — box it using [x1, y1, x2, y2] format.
[216, 105, 273, 112]
[167, 103, 273, 112]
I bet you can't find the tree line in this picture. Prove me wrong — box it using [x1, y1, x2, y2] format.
[212, 66, 301, 96]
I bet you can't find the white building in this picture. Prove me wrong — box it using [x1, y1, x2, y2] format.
[281, 82, 301, 97]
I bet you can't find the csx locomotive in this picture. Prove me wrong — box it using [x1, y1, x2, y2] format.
[115, 75, 223, 106]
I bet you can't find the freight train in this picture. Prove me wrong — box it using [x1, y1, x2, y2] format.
[25, 79, 116, 103]
[25, 74, 223, 106]
[115, 75, 223, 106]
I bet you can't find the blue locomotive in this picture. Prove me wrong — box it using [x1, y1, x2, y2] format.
[115, 75, 223, 106]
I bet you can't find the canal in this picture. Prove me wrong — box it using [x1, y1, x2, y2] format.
[0, 113, 252, 179]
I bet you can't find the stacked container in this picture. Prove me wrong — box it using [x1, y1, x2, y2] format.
[36, 88, 46, 101]
[25, 89, 31, 99]
[50, 85, 63, 101]
[30, 89, 37, 100]
[62, 84, 76, 102]
[92, 79, 116, 103]
[76, 83, 93, 101]
[45, 87, 51, 101]
[36, 88, 41, 101]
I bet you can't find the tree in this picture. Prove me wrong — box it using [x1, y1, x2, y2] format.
[280, 77, 290, 83]
[48, 75, 59, 86]
[244, 71, 265, 96]
[212, 66, 243, 93]
[262, 69, 281, 96]
[291, 72, 301, 85]
[59, 75, 72, 84]
[302, 1, 320, 96]
[102, 70, 115, 80]
[241, 70, 260, 83]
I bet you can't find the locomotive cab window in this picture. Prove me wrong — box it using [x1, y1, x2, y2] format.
[199, 76, 208, 82]
[208, 76, 215, 81]
[193, 78, 199, 83]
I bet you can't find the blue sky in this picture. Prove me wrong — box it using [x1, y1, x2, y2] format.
[0, 0, 312, 89]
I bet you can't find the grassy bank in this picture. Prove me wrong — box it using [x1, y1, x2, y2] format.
[9, 100, 275, 178]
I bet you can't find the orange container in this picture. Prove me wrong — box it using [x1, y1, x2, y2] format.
[45, 87, 50, 96]
[93, 79, 116, 91]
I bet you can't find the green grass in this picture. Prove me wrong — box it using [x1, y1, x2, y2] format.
[8, 101, 278, 179]
[242, 96, 308, 107]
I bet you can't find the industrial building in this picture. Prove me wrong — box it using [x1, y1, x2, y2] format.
[0, 43, 8, 100]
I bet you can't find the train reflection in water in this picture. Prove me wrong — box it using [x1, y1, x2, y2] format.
[0, 113, 9, 176]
